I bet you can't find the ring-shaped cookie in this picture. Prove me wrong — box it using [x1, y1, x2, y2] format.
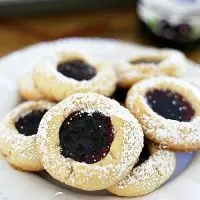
[0, 100, 55, 171]
[126, 77, 200, 151]
[19, 71, 46, 101]
[116, 50, 186, 88]
[107, 141, 176, 197]
[33, 51, 117, 101]
[37, 93, 144, 191]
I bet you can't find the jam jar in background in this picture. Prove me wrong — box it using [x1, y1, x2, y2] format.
[137, 0, 200, 49]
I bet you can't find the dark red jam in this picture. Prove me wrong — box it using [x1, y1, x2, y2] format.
[15, 110, 47, 136]
[57, 59, 96, 81]
[146, 89, 195, 122]
[59, 111, 114, 164]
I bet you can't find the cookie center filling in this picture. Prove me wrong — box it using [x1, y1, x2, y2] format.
[129, 58, 163, 65]
[59, 111, 114, 164]
[146, 89, 195, 122]
[57, 59, 96, 81]
[135, 144, 150, 167]
[15, 110, 47, 136]
[112, 86, 129, 103]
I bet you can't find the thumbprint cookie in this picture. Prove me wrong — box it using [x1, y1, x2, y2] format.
[116, 50, 186, 88]
[19, 71, 46, 101]
[0, 101, 55, 171]
[126, 77, 200, 151]
[33, 51, 117, 101]
[107, 141, 176, 197]
[37, 93, 144, 191]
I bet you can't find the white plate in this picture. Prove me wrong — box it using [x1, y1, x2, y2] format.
[0, 38, 200, 200]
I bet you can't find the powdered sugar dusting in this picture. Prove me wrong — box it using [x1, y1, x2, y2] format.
[0, 100, 55, 171]
[115, 49, 186, 87]
[126, 77, 200, 151]
[37, 93, 144, 190]
[33, 51, 117, 101]
[108, 144, 176, 196]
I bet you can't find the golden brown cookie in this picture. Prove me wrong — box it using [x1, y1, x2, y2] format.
[0, 100, 55, 171]
[116, 50, 186, 88]
[37, 93, 144, 191]
[126, 77, 200, 151]
[33, 51, 117, 101]
[107, 141, 176, 197]
[19, 71, 46, 101]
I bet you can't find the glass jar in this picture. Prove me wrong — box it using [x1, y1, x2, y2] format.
[137, 0, 200, 48]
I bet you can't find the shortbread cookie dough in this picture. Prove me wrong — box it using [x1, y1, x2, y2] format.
[116, 50, 186, 88]
[108, 141, 176, 197]
[126, 77, 200, 151]
[19, 71, 46, 101]
[37, 93, 144, 191]
[33, 51, 117, 101]
[0, 101, 54, 171]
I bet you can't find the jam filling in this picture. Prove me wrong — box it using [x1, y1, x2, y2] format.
[59, 111, 114, 164]
[112, 86, 129, 103]
[57, 59, 96, 81]
[130, 58, 162, 65]
[15, 110, 47, 136]
[146, 89, 195, 122]
[135, 144, 150, 167]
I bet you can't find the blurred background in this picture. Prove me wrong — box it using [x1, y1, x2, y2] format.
[0, 0, 200, 62]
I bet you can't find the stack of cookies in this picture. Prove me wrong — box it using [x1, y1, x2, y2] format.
[0, 48, 200, 197]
